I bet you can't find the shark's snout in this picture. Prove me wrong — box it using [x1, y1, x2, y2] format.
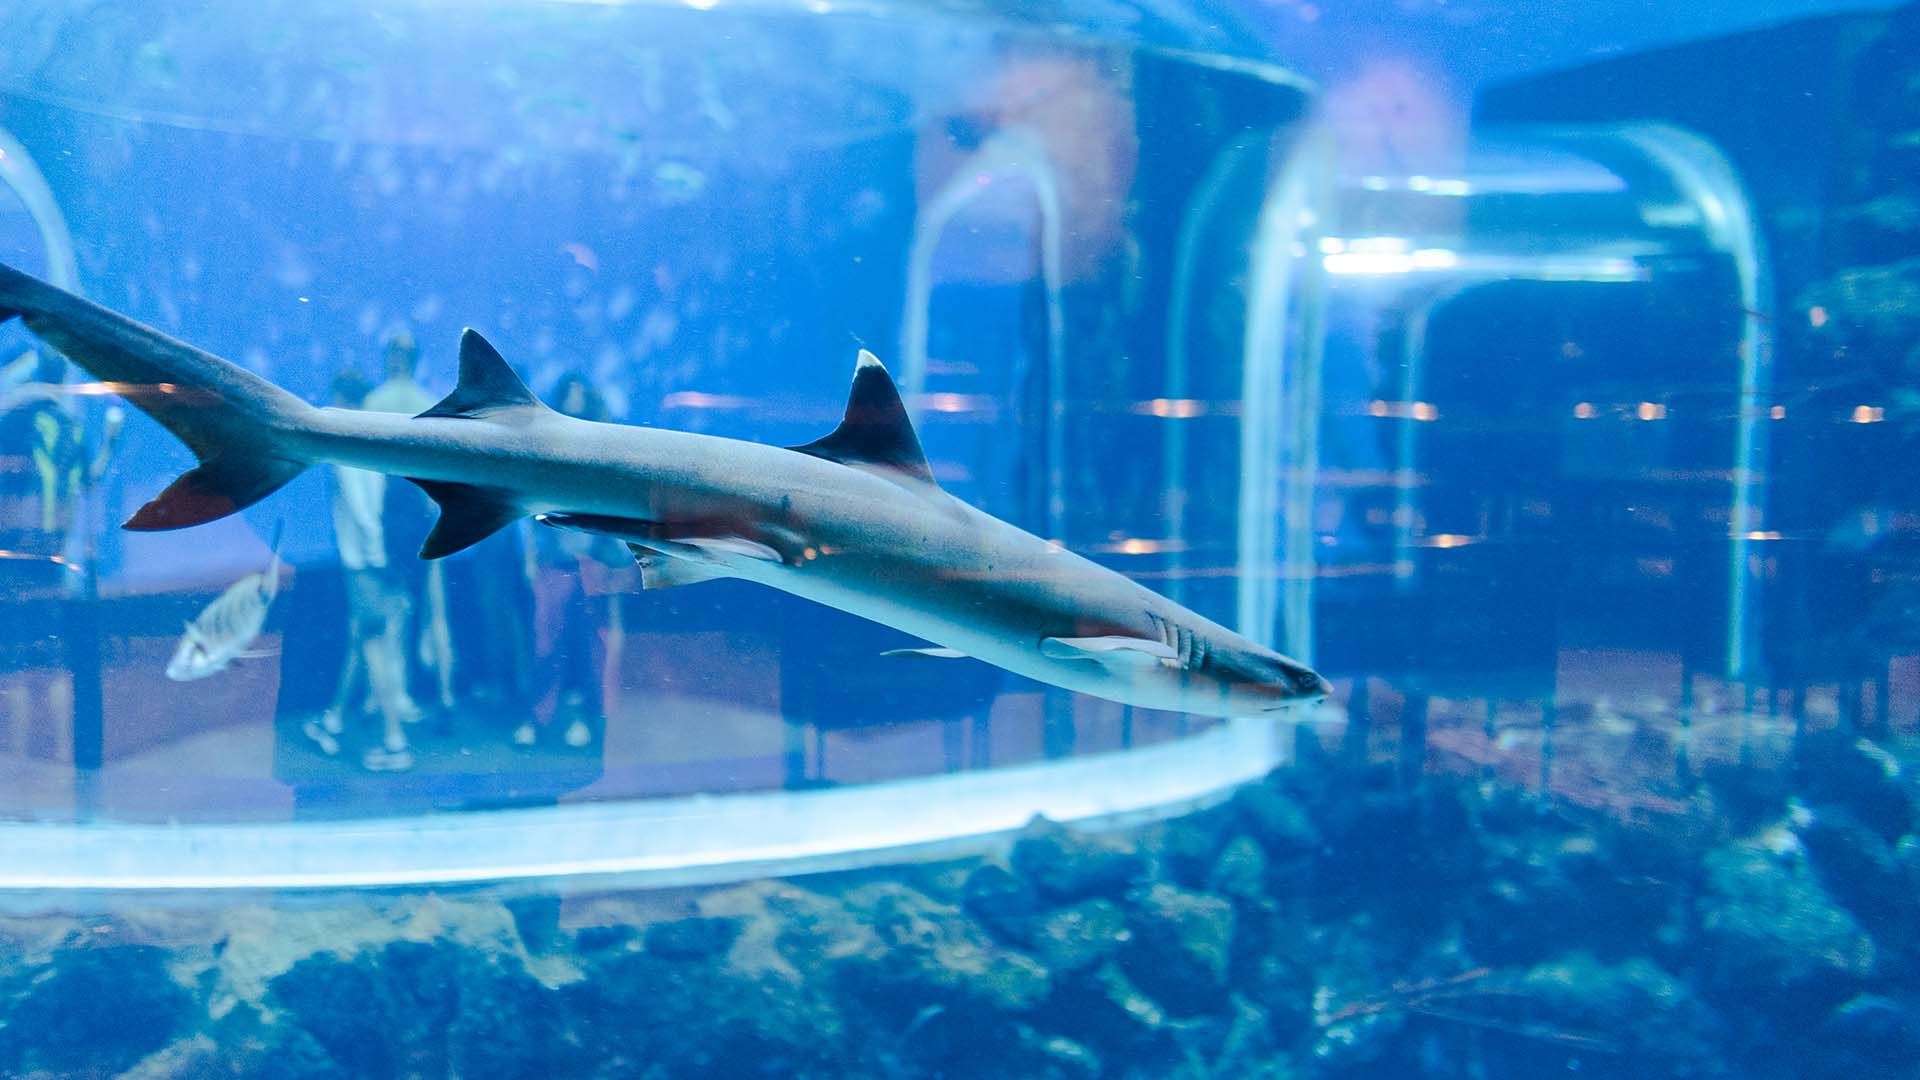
[1202, 646, 1329, 716]
[1257, 668, 1330, 711]
[1282, 661, 1332, 701]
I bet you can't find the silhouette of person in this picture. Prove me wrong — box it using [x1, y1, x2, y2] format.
[519, 372, 629, 749]
[310, 369, 420, 772]
[363, 331, 456, 714]
[0, 348, 121, 565]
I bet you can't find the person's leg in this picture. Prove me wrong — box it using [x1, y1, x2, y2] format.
[422, 561, 456, 711]
[377, 570, 423, 726]
[503, 549, 537, 704]
[560, 583, 594, 712]
[588, 594, 624, 746]
[522, 567, 576, 745]
[325, 643, 362, 730]
[556, 590, 595, 748]
[362, 574, 417, 771]
[310, 571, 374, 756]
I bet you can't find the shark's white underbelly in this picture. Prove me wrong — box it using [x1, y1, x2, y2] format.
[714, 548, 1165, 708]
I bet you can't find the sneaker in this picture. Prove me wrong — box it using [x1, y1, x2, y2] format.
[564, 718, 591, 748]
[302, 719, 340, 757]
[513, 721, 537, 747]
[362, 745, 415, 772]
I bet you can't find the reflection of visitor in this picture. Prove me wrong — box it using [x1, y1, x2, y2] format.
[310, 370, 418, 772]
[0, 349, 121, 773]
[519, 373, 629, 749]
[363, 331, 456, 713]
[913, 54, 1136, 286]
[459, 519, 537, 711]
[0, 349, 121, 564]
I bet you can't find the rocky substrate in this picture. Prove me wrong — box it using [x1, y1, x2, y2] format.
[2, 729, 1917, 1080]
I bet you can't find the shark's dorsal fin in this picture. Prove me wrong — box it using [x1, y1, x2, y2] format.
[418, 330, 546, 420]
[788, 350, 936, 486]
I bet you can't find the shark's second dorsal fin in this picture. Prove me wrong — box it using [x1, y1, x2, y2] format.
[418, 329, 546, 420]
[788, 350, 936, 486]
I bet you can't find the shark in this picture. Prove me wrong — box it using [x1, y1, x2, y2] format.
[0, 261, 1328, 718]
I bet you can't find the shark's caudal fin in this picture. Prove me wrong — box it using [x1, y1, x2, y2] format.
[0, 262, 316, 530]
[788, 349, 937, 486]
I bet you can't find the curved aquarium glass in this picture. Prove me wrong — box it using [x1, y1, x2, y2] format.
[0, 1, 1915, 1076]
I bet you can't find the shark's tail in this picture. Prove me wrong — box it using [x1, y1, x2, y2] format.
[0, 261, 317, 530]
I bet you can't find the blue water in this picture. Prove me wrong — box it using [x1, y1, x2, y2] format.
[0, 1, 1915, 1077]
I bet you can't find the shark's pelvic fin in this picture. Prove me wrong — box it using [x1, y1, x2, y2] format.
[541, 512, 789, 573]
[537, 512, 651, 539]
[625, 533, 780, 588]
[541, 513, 793, 565]
[418, 329, 546, 420]
[1041, 635, 1180, 669]
[882, 646, 970, 659]
[787, 349, 937, 486]
[676, 536, 782, 563]
[410, 479, 522, 559]
[627, 545, 729, 589]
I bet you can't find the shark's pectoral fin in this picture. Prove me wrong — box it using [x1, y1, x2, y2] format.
[1041, 635, 1179, 670]
[410, 479, 522, 559]
[627, 545, 729, 589]
[539, 512, 650, 540]
[882, 646, 970, 660]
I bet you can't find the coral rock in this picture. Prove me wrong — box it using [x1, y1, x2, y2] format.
[1121, 883, 1236, 1016]
[1011, 817, 1147, 902]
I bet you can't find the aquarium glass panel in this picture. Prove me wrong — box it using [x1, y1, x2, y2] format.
[0, 1, 1914, 1077]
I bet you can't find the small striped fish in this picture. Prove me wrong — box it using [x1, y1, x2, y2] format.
[165, 522, 283, 681]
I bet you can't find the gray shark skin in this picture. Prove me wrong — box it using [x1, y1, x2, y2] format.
[0, 262, 1328, 718]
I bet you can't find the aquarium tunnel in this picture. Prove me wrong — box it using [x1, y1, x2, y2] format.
[1, 2, 1918, 1076]
[0, 0, 1901, 880]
